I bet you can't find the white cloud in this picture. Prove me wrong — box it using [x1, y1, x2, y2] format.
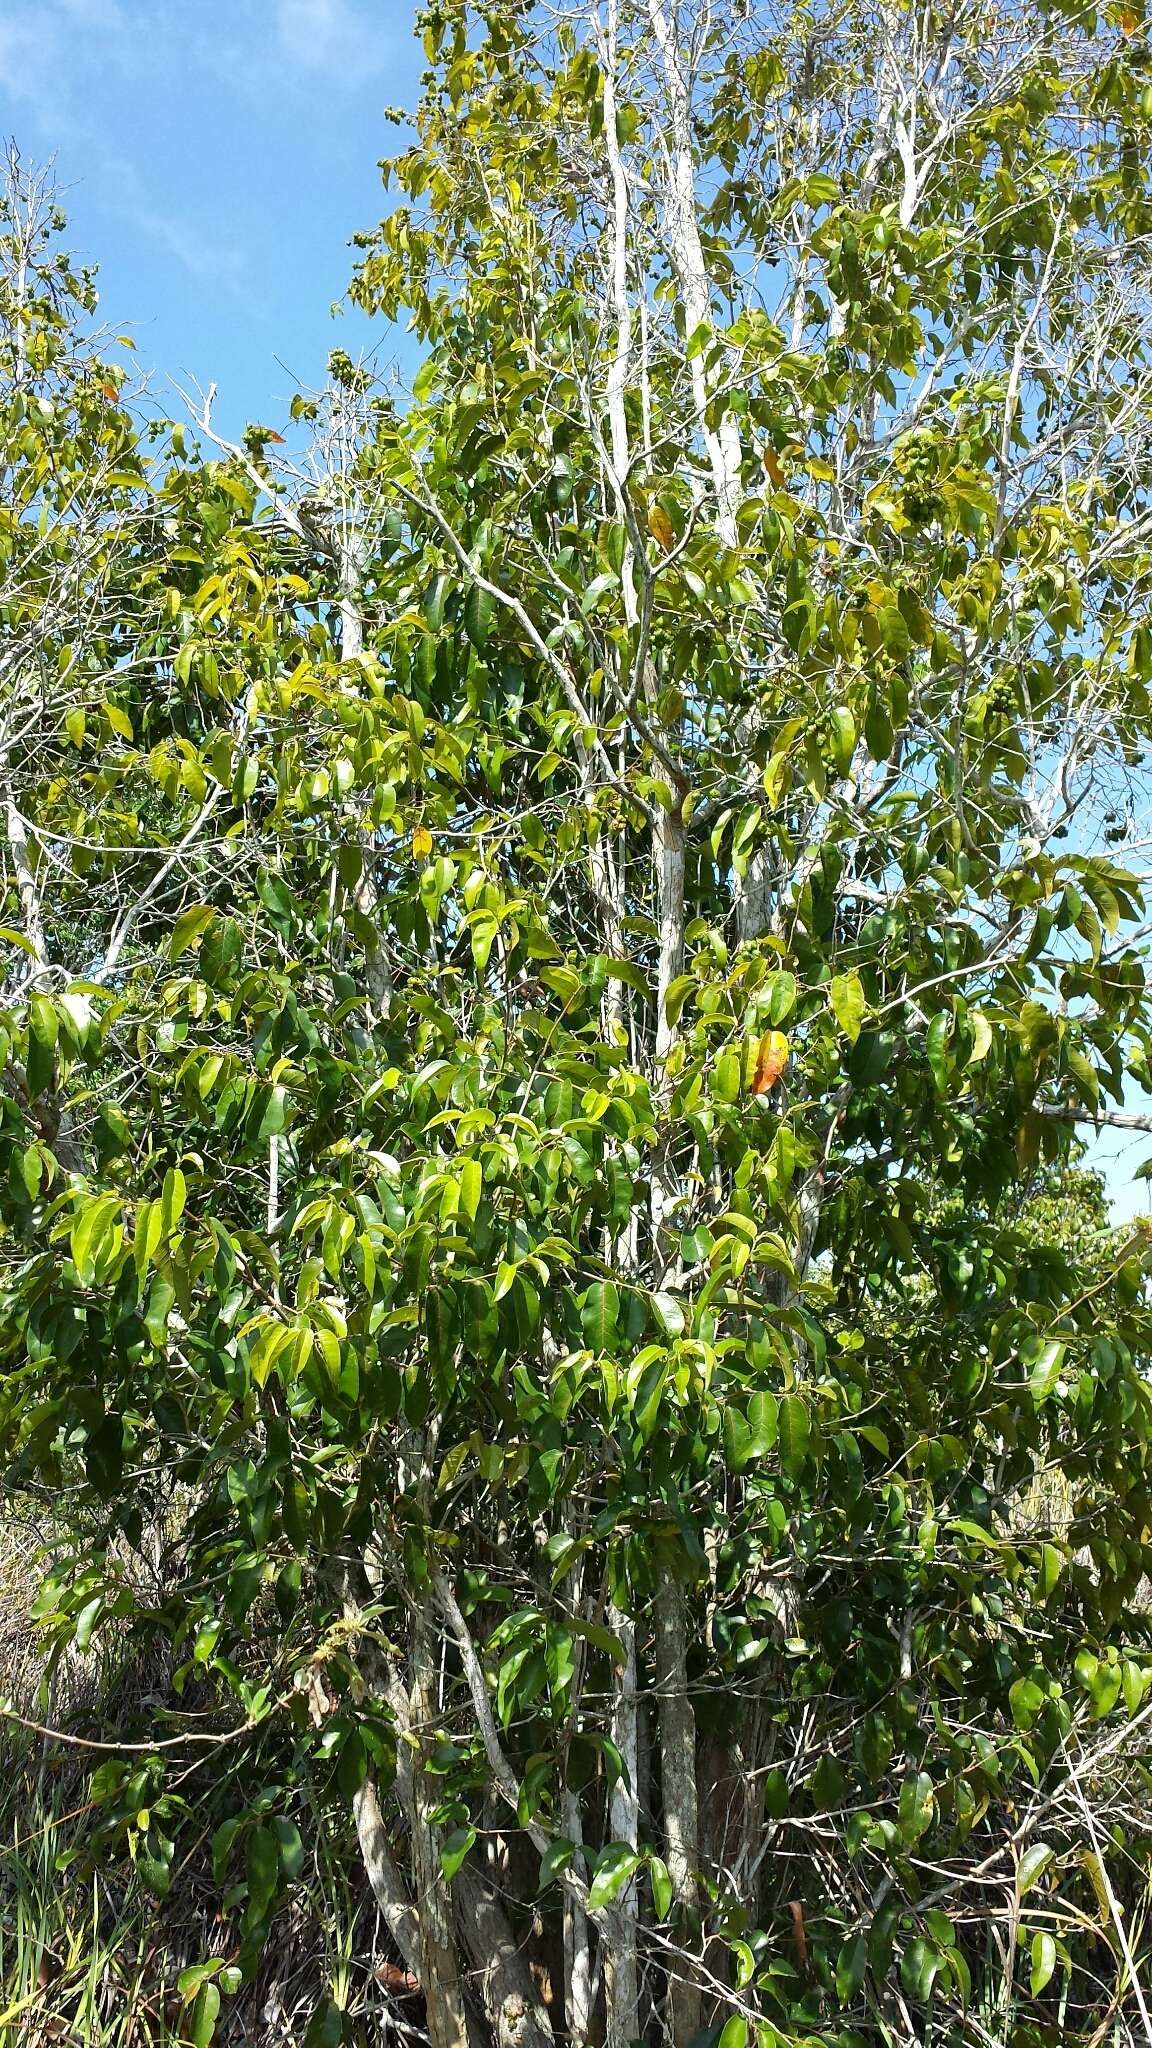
[0, 0, 392, 284]
[274, 0, 395, 78]
[0, 11, 81, 141]
[54, 0, 130, 25]
[105, 163, 248, 294]
[0, 3, 249, 290]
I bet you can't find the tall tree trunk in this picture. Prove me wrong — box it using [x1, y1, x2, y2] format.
[653, 1569, 701, 2048]
[650, 799, 686, 1280]
[653, 804, 686, 1065]
[563, 1784, 596, 2048]
[604, 1603, 640, 2048]
[409, 1601, 472, 2048]
[2, 786, 50, 991]
[335, 522, 393, 1013]
[354, 1776, 423, 1983]
[644, 0, 742, 547]
[455, 1862, 555, 2048]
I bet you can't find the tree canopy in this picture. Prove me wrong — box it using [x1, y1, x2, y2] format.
[3, 1, 1152, 2041]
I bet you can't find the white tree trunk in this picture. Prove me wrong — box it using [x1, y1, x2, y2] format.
[604, 1602, 641, 2048]
[653, 1569, 701, 2048]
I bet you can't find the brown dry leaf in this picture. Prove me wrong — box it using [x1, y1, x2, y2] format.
[646, 503, 674, 550]
[295, 1662, 334, 1727]
[377, 1962, 422, 1994]
[788, 1899, 810, 1974]
[751, 1029, 789, 1094]
[1120, 5, 1140, 31]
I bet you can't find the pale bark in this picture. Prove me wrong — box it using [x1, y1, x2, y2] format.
[590, 0, 636, 1046]
[733, 845, 774, 947]
[604, 1602, 641, 2048]
[645, 0, 742, 546]
[455, 1862, 555, 2048]
[653, 806, 686, 1066]
[409, 1602, 472, 2048]
[354, 1776, 423, 1981]
[600, 0, 634, 508]
[653, 1569, 701, 2048]
[2, 788, 51, 990]
[563, 1786, 596, 2048]
[338, 523, 395, 1012]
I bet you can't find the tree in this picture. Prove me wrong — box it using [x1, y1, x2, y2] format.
[5, 2, 1152, 2042]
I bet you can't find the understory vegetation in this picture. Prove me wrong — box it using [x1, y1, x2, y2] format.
[4, 2, 1152, 2043]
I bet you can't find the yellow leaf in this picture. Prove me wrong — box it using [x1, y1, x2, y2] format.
[646, 504, 674, 551]
[752, 1030, 789, 1094]
[762, 447, 786, 489]
[412, 825, 433, 859]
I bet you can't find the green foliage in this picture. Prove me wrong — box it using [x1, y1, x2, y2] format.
[3, 8, 1152, 2043]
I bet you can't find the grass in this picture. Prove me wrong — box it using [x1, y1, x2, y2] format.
[0, 1508, 390, 2046]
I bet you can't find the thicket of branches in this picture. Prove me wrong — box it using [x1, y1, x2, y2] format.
[4, 0, 1152, 2041]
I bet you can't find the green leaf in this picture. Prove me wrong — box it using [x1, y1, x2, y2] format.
[764, 971, 797, 1026]
[778, 1393, 811, 1478]
[926, 1011, 953, 1092]
[829, 969, 865, 1044]
[1009, 1675, 1046, 1730]
[587, 1843, 642, 1912]
[458, 1155, 482, 1222]
[169, 903, 216, 960]
[1030, 1929, 1057, 1996]
[836, 1931, 867, 2003]
[663, 974, 695, 1027]
[188, 1983, 221, 2048]
[581, 1280, 620, 1351]
[160, 1165, 187, 1237]
[898, 1770, 935, 1845]
[1023, 1337, 1065, 1404]
[425, 571, 451, 631]
[829, 705, 856, 773]
[464, 583, 494, 649]
[27, 993, 58, 1099]
[747, 1389, 778, 1450]
[74, 1594, 103, 1653]
[567, 1617, 628, 1664]
[722, 1403, 753, 1473]
[649, 1853, 673, 1921]
[211, 1817, 244, 1886]
[132, 1198, 161, 1281]
[900, 1935, 938, 2003]
[271, 1816, 305, 1883]
[256, 1086, 289, 1140]
[246, 1824, 280, 1918]
[539, 1838, 575, 1889]
[968, 1010, 993, 1064]
[302, 1996, 345, 2048]
[1018, 1842, 1053, 1895]
[440, 1824, 476, 1880]
[177, 1962, 222, 2000]
[70, 1195, 121, 1287]
[713, 1049, 742, 1102]
[651, 1290, 685, 1336]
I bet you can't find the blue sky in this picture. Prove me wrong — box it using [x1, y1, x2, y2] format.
[2, 0, 1148, 1223]
[0, 0, 422, 434]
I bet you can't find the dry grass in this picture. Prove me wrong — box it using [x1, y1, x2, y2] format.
[0, 1510, 397, 2047]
